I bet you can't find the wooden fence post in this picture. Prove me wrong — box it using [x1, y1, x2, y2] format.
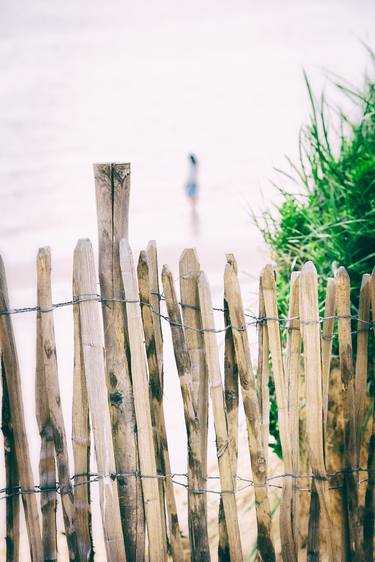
[37, 247, 78, 560]
[1, 358, 20, 562]
[258, 275, 270, 463]
[73, 239, 126, 562]
[321, 277, 336, 451]
[218, 254, 239, 562]
[300, 262, 338, 562]
[120, 239, 167, 562]
[364, 267, 375, 559]
[179, 250, 208, 487]
[35, 305, 57, 561]
[260, 265, 296, 562]
[355, 274, 371, 455]
[224, 260, 275, 561]
[198, 270, 243, 562]
[162, 265, 210, 562]
[0, 255, 43, 562]
[138, 249, 183, 562]
[336, 266, 362, 560]
[94, 162, 144, 561]
[72, 277, 93, 562]
[285, 272, 301, 553]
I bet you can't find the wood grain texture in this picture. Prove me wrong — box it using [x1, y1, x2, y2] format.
[162, 265, 210, 562]
[120, 239, 167, 562]
[225, 262, 275, 562]
[72, 277, 93, 562]
[94, 162, 144, 561]
[74, 239, 126, 562]
[138, 249, 183, 562]
[198, 271, 243, 562]
[300, 262, 337, 562]
[260, 264, 296, 562]
[36, 305, 57, 562]
[336, 266, 362, 561]
[2, 358, 20, 562]
[179, 249, 208, 483]
[0, 255, 43, 562]
[37, 247, 78, 561]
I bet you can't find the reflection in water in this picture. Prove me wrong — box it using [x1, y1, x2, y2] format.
[190, 205, 200, 238]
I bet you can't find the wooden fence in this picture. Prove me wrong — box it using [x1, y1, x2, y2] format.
[0, 162, 374, 562]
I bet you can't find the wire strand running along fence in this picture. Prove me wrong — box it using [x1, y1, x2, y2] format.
[0, 162, 374, 562]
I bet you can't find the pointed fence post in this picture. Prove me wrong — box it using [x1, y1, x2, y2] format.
[162, 265, 210, 562]
[1, 358, 20, 562]
[285, 272, 301, 551]
[0, 256, 43, 562]
[364, 268, 375, 559]
[73, 239, 127, 562]
[179, 249, 209, 485]
[336, 266, 362, 560]
[94, 162, 144, 561]
[120, 239, 167, 562]
[260, 265, 296, 562]
[218, 254, 239, 562]
[198, 270, 243, 562]
[37, 247, 78, 560]
[138, 249, 183, 562]
[224, 260, 275, 561]
[72, 277, 93, 562]
[300, 262, 338, 562]
[36, 305, 57, 561]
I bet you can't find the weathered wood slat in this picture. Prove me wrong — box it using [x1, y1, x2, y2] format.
[225, 261, 274, 562]
[355, 274, 371, 455]
[0, 255, 43, 562]
[258, 275, 270, 463]
[321, 277, 336, 454]
[2, 358, 20, 562]
[73, 239, 127, 562]
[198, 270, 243, 562]
[260, 264, 296, 562]
[120, 239, 167, 562]
[300, 262, 338, 562]
[37, 247, 78, 560]
[138, 250, 183, 562]
[364, 268, 375, 560]
[94, 162, 144, 561]
[285, 272, 300, 552]
[218, 254, 239, 562]
[162, 265, 210, 562]
[72, 277, 93, 562]
[36, 306, 57, 562]
[336, 266, 362, 561]
[179, 249, 208, 484]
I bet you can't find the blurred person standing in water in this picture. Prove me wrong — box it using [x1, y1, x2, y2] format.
[185, 153, 199, 207]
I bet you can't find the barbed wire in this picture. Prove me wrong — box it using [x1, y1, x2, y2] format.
[0, 467, 371, 501]
[0, 294, 373, 336]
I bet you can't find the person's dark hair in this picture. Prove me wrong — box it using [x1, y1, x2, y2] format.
[189, 153, 197, 165]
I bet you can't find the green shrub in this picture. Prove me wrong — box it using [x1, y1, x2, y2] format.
[254, 56, 375, 457]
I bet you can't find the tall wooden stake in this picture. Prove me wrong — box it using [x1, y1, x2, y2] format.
[72, 277, 93, 562]
[225, 260, 275, 561]
[36, 306, 57, 561]
[120, 239, 167, 562]
[300, 262, 338, 562]
[0, 255, 43, 562]
[138, 249, 183, 562]
[73, 239, 127, 562]
[2, 358, 20, 562]
[198, 270, 243, 562]
[261, 265, 296, 562]
[37, 247, 78, 560]
[94, 162, 144, 561]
